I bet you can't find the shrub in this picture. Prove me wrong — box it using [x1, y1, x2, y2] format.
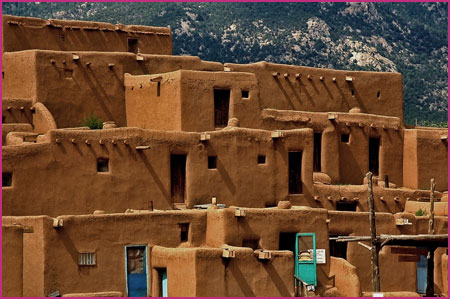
[82, 114, 103, 130]
[415, 208, 426, 216]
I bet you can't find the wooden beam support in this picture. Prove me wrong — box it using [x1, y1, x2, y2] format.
[367, 171, 381, 292]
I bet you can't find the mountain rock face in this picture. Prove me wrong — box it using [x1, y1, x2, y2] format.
[3, 2, 447, 125]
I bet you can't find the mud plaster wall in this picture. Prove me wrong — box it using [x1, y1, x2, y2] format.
[2, 51, 223, 128]
[4, 212, 206, 296]
[2, 225, 24, 297]
[2, 127, 313, 216]
[3, 15, 172, 55]
[403, 129, 448, 192]
[328, 211, 448, 292]
[125, 70, 261, 132]
[2, 217, 47, 297]
[206, 208, 331, 288]
[225, 62, 404, 121]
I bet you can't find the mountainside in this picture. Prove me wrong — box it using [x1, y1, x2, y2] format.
[3, 2, 448, 125]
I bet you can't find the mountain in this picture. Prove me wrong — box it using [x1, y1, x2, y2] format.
[2, 2, 448, 125]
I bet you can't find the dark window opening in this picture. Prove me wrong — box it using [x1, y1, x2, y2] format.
[60, 35, 65, 41]
[128, 38, 139, 53]
[208, 156, 217, 169]
[341, 133, 350, 143]
[64, 69, 73, 79]
[157, 82, 161, 97]
[257, 155, 266, 164]
[279, 232, 297, 253]
[97, 158, 109, 172]
[377, 91, 381, 99]
[171, 154, 186, 203]
[336, 201, 357, 211]
[2, 115, 6, 123]
[242, 238, 260, 250]
[214, 89, 230, 128]
[288, 151, 302, 194]
[369, 137, 380, 175]
[2, 172, 12, 187]
[351, 89, 355, 96]
[2, 72, 4, 79]
[179, 223, 189, 242]
[329, 235, 348, 259]
[313, 132, 322, 172]
[242, 90, 249, 99]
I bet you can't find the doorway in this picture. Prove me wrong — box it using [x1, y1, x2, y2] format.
[295, 233, 317, 286]
[128, 38, 139, 53]
[214, 89, 230, 128]
[170, 155, 186, 203]
[158, 268, 168, 297]
[288, 152, 302, 194]
[417, 254, 427, 294]
[313, 133, 322, 172]
[125, 246, 148, 297]
[369, 137, 380, 175]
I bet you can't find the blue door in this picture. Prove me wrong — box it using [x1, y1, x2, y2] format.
[159, 268, 168, 297]
[295, 233, 317, 286]
[126, 246, 148, 297]
[417, 254, 427, 294]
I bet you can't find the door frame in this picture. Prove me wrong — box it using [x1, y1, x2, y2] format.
[295, 232, 317, 286]
[124, 245, 149, 297]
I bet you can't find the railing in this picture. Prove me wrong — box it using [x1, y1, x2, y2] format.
[294, 275, 309, 297]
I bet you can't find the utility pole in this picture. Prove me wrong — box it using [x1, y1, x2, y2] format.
[367, 172, 380, 292]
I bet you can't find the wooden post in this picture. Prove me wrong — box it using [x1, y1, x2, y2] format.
[384, 175, 389, 188]
[426, 246, 436, 297]
[428, 178, 435, 235]
[367, 172, 381, 292]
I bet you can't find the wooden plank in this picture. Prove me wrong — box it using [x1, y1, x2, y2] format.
[391, 247, 428, 255]
[398, 255, 420, 262]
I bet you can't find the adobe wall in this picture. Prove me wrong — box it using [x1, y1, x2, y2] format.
[225, 62, 404, 121]
[2, 50, 223, 128]
[125, 70, 260, 131]
[3, 211, 206, 296]
[403, 128, 448, 191]
[261, 109, 403, 185]
[2, 127, 314, 216]
[3, 15, 172, 55]
[328, 210, 448, 292]
[2, 225, 24, 297]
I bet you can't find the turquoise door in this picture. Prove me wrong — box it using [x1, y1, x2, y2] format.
[159, 268, 168, 297]
[417, 254, 427, 293]
[126, 246, 148, 297]
[295, 233, 317, 286]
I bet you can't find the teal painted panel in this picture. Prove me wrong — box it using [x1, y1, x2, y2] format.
[126, 246, 148, 297]
[295, 233, 317, 286]
[417, 254, 427, 294]
[161, 269, 168, 297]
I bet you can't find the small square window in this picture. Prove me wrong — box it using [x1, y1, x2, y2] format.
[79, 252, 96, 266]
[179, 223, 189, 242]
[128, 38, 139, 53]
[257, 155, 266, 164]
[208, 156, 217, 169]
[97, 158, 109, 172]
[2, 172, 12, 187]
[242, 90, 249, 99]
[341, 134, 350, 143]
[60, 35, 65, 41]
[64, 69, 73, 79]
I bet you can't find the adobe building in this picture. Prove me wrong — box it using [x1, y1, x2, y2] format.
[2, 15, 448, 297]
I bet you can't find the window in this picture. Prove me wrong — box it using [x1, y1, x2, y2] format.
[128, 38, 139, 53]
[2, 172, 12, 187]
[369, 137, 380, 175]
[341, 133, 350, 143]
[279, 232, 296, 252]
[313, 132, 322, 172]
[241, 90, 249, 99]
[242, 238, 260, 250]
[79, 252, 96, 266]
[329, 235, 347, 259]
[64, 69, 73, 79]
[208, 156, 217, 169]
[2, 115, 6, 123]
[97, 158, 109, 172]
[377, 91, 381, 99]
[336, 201, 357, 211]
[157, 82, 161, 97]
[257, 155, 266, 164]
[351, 89, 355, 96]
[179, 223, 189, 242]
[214, 89, 230, 128]
[60, 35, 65, 41]
[288, 152, 302, 194]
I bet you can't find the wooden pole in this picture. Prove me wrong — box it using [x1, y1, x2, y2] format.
[366, 172, 380, 292]
[428, 178, 435, 235]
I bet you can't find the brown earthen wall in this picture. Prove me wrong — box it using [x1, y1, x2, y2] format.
[2, 225, 24, 297]
[3, 51, 223, 128]
[225, 62, 404, 121]
[3, 15, 172, 55]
